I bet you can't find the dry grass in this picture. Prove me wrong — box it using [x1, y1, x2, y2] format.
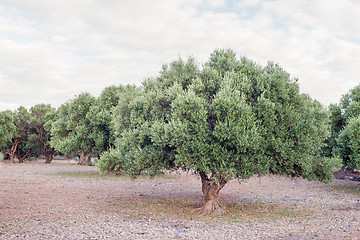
[47, 171, 176, 180]
[49, 171, 311, 223]
[107, 196, 311, 223]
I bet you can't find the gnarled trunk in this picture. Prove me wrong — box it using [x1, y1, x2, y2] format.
[5, 139, 20, 163]
[194, 171, 227, 215]
[78, 150, 91, 166]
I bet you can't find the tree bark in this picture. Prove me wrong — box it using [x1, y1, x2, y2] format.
[8, 152, 16, 163]
[44, 148, 55, 163]
[193, 171, 227, 215]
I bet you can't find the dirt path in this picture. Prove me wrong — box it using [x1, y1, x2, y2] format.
[0, 161, 360, 239]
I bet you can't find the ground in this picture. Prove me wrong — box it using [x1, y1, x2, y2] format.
[0, 160, 360, 239]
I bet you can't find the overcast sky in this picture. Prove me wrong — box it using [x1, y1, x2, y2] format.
[0, 0, 359, 111]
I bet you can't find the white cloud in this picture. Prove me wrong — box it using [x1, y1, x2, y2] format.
[238, 0, 260, 7]
[206, 0, 227, 8]
[0, 0, 359, 111]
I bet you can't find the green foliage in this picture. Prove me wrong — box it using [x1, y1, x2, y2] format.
[98, 148, 123, 173]
[323, 104, 345, 157]
[100, 49, 335, 183]
[87, 85, 138, 154]
[111, 85, 142, 137]
[168, 78, 266, 179]
[339, 85, 360, 122]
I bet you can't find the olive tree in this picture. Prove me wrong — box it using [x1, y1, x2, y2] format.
[0, 107, 34, 163]
[98, 85, 141, 172]
[86, 85, 136, 158]
[50, 93, 96, 165]
[29, 104, 56, 163]
[13, 106, 33, 162]
[100, 49, 337, 214]
[336, 116, 360, 169]
[330, 84, 360, 169]
[0, 110, 17, 162]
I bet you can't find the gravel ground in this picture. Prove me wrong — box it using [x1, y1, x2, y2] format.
[0, 161, 360, 239]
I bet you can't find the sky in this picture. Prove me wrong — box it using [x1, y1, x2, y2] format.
[0, 0, 359, 111]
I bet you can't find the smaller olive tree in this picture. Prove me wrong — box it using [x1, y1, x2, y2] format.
[336, 116, 360, 170]
[87, 85, 137, 158]
[0, 107, 33, 163]
[327, 84, 360, 170]
[50, 93, 96, 165]
[29, 104, 56, 163]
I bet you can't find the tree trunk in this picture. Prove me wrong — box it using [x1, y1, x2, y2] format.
[6, 139, 20, 163]
[84, 152, 91, 166]
[78, 150, 85, 165]
[78, 150, 91, 166]
[9, 152, 16, 163]
[44, 148, 55, 163]
[193, 171, 227, 215]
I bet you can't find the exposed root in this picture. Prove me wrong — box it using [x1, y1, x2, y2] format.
[191, 201, 227, 215]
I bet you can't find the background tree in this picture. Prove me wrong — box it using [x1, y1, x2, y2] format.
[328, 85, 360, 170]
[98, 85, 143, 173]
[29, 104, 56, 163]
[0, 110, 17, 162]
[336, 116, 360, 169]
[86, 85, 135, 158]
[0, 107, 33, 163]
[50, 93, 96, 165]
[99, 49, 338, 214]
[13, 106, 33, 163]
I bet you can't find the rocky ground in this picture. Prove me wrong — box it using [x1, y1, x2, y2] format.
[0, 160, 360, 239]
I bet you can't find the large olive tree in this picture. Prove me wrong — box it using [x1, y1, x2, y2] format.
[100, 49, 337, 214]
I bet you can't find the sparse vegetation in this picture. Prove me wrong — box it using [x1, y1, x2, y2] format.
[331, 185, 360, 195]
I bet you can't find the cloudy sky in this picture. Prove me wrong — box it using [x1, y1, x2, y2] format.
[0, 0, 359, 111]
